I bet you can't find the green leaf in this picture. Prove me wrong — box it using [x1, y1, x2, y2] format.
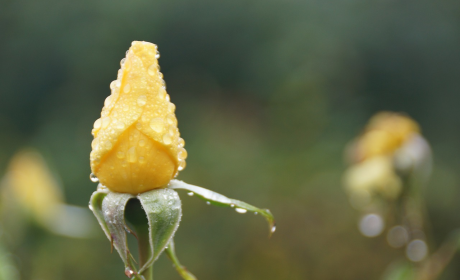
[90, 189, 138, 273]
[136, 188, 182, 274]
[165, 239, 197, 280]
[168, 179, 276, 236]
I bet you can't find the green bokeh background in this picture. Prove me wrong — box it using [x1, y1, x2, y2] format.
[1, 0, 460, 279]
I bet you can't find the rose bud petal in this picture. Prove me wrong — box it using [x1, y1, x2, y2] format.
[90, 41, 187, 194]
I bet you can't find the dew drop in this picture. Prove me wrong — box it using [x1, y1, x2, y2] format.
[178, 160, 186, 171]
[235, 208, 247, 214]
[148, 64, 157, 76]
[116, 151, 125, 159]
[166, 114, 177, 126]
[230, 204, 235, 208]
[137, 95, 147, 106]
[150, 118, 164, 133]
[165, 94, 170, 102]
[91, 139, 99, 149]
[155, 51, 160, 59]
[102, 117, 111, 128]
[115, 120, 125, 130]
[125, 268, 135, 278]
[136, 122, 142, 129]
[163, 134, 172, 145]
[93, 118, 102, 130]
[139, 156, 146, 164]
[104, 140, 113, 149]
[104, 96, 113, 107]
[271, 225, 277, 233]
[187, 192, 194, 196]
[110, 80, 117, 90]
[158, 88, 166, 100]
[206, 201, 211, 205]
[178, 148, 188, 160]
[139, 139, 146, 147]
[120, 58, 126, 66]
[254, 212, 258, 215]
[89, 173, 99, 182]
[178, 138, 185, 148]
[168, 103, 176, 112]
[115, 80, 121, 88]
[127, 147, 137, 163]
[123, 84, 131, 93]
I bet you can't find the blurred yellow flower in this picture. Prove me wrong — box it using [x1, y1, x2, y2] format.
[3, 149, 63, 227]
[90, 41, 187, 194]
[343, 156, 402, 202]
[352, 112, 420, 162]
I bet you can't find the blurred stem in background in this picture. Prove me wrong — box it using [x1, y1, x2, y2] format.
[343, 112, 460, 279]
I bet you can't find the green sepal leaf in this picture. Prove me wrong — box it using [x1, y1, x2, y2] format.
[168, 179, 276, 236]
[136, 188, 182, 273]
[101, 192, 137, 271]
[165, 239, 197, 280]
[90, 189, 138, 273]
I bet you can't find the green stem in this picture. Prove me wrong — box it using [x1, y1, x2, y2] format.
[138, 226, 153, 280]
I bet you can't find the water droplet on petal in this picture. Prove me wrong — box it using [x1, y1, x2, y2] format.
[254, 212, 258, 215]
[230, 204, 235, 208]
[178, 148, 188, 160]
[148, 64, 157, 76]
[123, 84, 131, 93]
[117, 151, 125, 159]
[93, 118, 102, 130]
[271, 225, 277, 233]
[139, 156, 146, 164]
[139, 139, 146, 147]
[235, 208, 247, 214]
[206, 201, 211, 205]
[89, 173, 99, 182]
[187, 192, 194, 196]
[100, 117, 110, 129]
[166, 114, 177, 126]
[163, 134, 172, 145]
[178, 138, 185, 147]
[137, 95, 147, 106]
[115, 120, 125, 130]
[178, 160, 186, 171]
[127, 147, 137, 163]
[120, 58, 126, 66]
[150, 118, 164, 133]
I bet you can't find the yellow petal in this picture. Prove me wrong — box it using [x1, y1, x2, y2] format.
[90, 41, 187, 194]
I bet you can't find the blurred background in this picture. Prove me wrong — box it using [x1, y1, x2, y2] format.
[1, 0, 460, 279]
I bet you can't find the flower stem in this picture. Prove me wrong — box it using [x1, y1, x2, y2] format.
[138, 225, 153, 280]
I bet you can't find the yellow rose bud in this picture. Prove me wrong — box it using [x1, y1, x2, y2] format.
[355, 112, 420, 161]
[4, 149, 64, 226]
[90, 41, 187, 194]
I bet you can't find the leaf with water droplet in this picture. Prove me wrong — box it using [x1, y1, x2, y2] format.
[135, 188, 182, 274]
[168, 179, 275, 237]
[89, 190, 138, 273]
